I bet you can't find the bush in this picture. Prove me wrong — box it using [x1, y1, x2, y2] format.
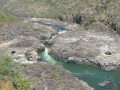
[84, 16, 94, 29]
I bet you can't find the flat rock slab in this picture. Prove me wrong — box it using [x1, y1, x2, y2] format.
[22, 62, 94, 90]
[49, 24, 120, 71]
[0, 21, 56, 64]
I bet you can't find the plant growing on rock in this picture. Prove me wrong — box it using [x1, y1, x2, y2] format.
[52, 70, 60, 80]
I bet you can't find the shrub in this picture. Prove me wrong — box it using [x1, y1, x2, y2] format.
[84, 16, 94, 29]
[52, 70, 60, 80]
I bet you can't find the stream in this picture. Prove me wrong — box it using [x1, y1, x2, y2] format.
[31, 20, 120, 90]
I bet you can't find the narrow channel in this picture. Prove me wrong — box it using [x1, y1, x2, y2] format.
[32, 20, 120, 90]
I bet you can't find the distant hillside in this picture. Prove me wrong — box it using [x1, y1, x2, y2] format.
[1, 0, 120, 34]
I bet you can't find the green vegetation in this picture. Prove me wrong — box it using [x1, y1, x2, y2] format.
[84, 16, 95, 30]
[106, 0, 111, 4]
[2, 0, 120, 34]
[52, 70, 60, 80]
[0, 13, 21, 24]
[0, 56, 32, 90]
[0, 0, 119, 34]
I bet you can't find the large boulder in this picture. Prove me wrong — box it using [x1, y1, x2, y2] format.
[49, 23, 120, 71]
[98, 80, 112, 87]
[98, 80, 120, 90]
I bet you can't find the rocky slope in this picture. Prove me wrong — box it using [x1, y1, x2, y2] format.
[21, 62, 93, 90]
[0, 0, 119, 89]
[1, 0, 120, 34]
[49, 23, 120, 71]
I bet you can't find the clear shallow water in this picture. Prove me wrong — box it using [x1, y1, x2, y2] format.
[40, 48, 120, 90]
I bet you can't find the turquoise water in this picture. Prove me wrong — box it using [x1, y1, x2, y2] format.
[40, 47, 120, 90]
[31, 21, 66, 33]
[32, 20, 120, 90]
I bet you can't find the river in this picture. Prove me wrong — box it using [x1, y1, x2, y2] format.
[31, 20, 120, 90]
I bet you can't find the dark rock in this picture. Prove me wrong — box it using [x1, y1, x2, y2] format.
[44, 40, 54, 47]
[36, 47, 45, 53]
[105, 51, 111, 55]
[73, 14, 82, 24]
[11, 51, 16, 54]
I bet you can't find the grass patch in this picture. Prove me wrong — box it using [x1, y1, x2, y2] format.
[0, 13, 21, 25]
[0, 56, 32, 90]
[52, 70, 60, 80]
[0, 81, 15, 90]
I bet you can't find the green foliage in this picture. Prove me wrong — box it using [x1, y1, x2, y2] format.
[52, 70, 60, 80]
[106, 0, 111, 4]
[0, 57, 11, 76]
[0, 56, 32, 90]
[1, 0, 120, 35]
[11, 77, 32, 90]
[84, 16, 94, 30]
[0, 13, 21, 24]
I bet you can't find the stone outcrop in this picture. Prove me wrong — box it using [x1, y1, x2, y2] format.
[0, 21, 57, 63]
[98, 80, 119, 89]
[49, 23, 120, 71]
[98, 80, 112, 87]
[22, 62, 94, 90]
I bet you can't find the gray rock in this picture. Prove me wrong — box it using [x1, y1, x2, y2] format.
[49, 24, 120, 71]
[0, 21, 56, 64]
[22, 63, 94, 90]
[98, 80, 112, 87]
[25, 50, 39, 61]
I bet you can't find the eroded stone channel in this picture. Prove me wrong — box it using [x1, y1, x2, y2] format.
[31, 20, 120, 90]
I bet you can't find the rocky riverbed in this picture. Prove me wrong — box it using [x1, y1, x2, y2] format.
[0, 19, 94, 90]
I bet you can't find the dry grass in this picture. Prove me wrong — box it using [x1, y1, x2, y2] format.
[1, 0, 120, 34]
[0, 81, 15, 90]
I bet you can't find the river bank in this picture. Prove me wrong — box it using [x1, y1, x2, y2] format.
[28, 18, 120, 71]
[49, 22, 120, 71]
[26, 18, 120, 90]
[40, 47, 120, 90]
[0, 18, 94, 90]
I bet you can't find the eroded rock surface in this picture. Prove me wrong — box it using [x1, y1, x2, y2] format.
[21, 62, 94, 90]
[0, 22, 57, 63]
[49, 23, 120, 71]
[0, 19, 94, 90]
